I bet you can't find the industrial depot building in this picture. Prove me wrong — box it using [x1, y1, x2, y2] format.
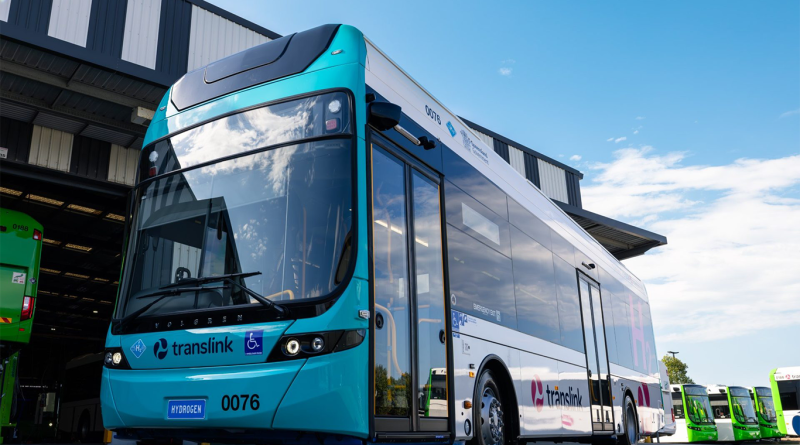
[0, 0, 666, 439]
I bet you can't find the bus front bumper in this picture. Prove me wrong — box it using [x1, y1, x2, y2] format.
[101, 342, 368, 437]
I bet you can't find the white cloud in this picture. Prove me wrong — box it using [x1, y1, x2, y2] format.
[606, 137, 614, 142]
[636, 116, 646, 120]
[569, 154, 582, 161]
[501, 59, 516, 64]
[614, 136, 627, 143]
[582, 148, 800, 345]
[780, 108, 800, 118]
[498, 67, 513, 76]
[633, 130, 639, 135]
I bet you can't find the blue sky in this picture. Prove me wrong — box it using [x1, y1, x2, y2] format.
[212, 1, 800, 386]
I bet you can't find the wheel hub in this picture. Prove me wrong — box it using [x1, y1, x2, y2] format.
[481, 388, 504, 445]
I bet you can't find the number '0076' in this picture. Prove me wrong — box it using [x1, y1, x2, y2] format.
[221, 394, 259, 411]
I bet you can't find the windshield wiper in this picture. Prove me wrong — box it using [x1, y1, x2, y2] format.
[161, 271, 288, 317]
[116, 285, 228, 332]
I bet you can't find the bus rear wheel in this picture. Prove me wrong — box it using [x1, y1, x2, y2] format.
[620, 395, 639, 445]
[473, 370, 507, 445]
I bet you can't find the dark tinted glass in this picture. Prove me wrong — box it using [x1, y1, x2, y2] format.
[672, 392, 685, 418]
[510, 227, 559, 344]
[630, 298, 647, 374]
[550, 229, 575, 266]
[709, 393, 730, 419]
[601, 289, 618, 364]
[612, 292, 634, 369]
[442, 147, 508, 219]
[554, 255, 584, 352]
[508, 198, 551, 250]
[684, 385, 708, 396]
[444, 181, 510, 257]
[447, 226, 516, 329]
[641, 303, 658, 376]
[371, 148, 412, 416]
[411, 172, 448, 419]
[777, 381, 800, 411]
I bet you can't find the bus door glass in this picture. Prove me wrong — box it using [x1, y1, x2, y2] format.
[578, 276, 614, 432]
[371, 143, 448, 433]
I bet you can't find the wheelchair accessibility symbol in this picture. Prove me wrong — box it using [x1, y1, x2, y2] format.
[244, 330, 263, 356]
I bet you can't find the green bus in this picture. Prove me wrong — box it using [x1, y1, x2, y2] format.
[706, 385, 760, 442]
[0, 208, 43, 442]
[0, 208, 42, 345]
[771, 366, 800, 437]
[751, 386, 782, 439]
[664, 384, 717, 443]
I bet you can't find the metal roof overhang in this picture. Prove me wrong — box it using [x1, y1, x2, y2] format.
[555, 201, 667, 260]
[0, 37, 163, 148]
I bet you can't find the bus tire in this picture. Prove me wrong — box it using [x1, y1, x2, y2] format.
[472, 369, 508, 445]
[77, 410, 91, 443]
[621, 395, 639, 445]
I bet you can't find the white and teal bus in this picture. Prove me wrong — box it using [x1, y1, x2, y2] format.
[772, 367, 800, 437]
[100, 24, 662, 445]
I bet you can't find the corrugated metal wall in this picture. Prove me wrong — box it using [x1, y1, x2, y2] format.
[508, 145, 525, 177]
[6, 0, 53, 33]
[523, 152, 540, 187]
[155, 0, 191, 77]
[492, 139, 509, 163]
[0, 117, 34, 162]
[108, 143, 140, 186]
[187, 4, 270, 72]
[537, 159, 569, 203]
[0, 0, 11, 22]
[85, 0, 128, 58]
[566, 171, 582, 208]
[29, 125, 74, 171]
[121, 0, 162, 69]
[47, 0, 92, 47]
[471, 128, 494, 150]
[70, 134, 110, 180]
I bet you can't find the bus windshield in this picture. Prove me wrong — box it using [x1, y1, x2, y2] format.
[116, 93, 353, 319]
[686, 394, 714, 425]
[731, 395, 758, 424]
[757, 395, 777, 422]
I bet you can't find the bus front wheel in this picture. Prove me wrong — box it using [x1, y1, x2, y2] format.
[621, 395, 639, 445]
[473, 370, 507, 445]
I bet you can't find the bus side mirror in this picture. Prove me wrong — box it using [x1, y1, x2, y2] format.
[369, 102, 401, 131]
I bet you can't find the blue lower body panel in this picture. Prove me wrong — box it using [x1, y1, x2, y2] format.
[102, 342, 369, 439]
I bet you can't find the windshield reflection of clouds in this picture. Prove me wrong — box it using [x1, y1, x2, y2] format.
[171, 98, 314, 174]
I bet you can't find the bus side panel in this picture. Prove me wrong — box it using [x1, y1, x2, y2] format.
[451, 333, 520, 441]
[517, 351, 562, 437]
[610, 365, 661, 436]
[556, 361, 592, 436]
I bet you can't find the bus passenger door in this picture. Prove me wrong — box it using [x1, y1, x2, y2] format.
[370, 141, 449, 435]
[578, 275, 614, 433]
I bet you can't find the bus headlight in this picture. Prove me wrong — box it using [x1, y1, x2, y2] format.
[268, 329, 365, 362]
[285, 338, 301, 356]
[103, 347, 131, 369]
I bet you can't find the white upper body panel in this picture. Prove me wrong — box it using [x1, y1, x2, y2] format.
[363, 38, 648, 302]
[775, 367, 800, 381]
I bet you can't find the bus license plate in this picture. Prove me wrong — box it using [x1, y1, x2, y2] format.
[167, 399, 206, 420]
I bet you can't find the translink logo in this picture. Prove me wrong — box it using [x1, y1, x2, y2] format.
[151, 336, 234, 360]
